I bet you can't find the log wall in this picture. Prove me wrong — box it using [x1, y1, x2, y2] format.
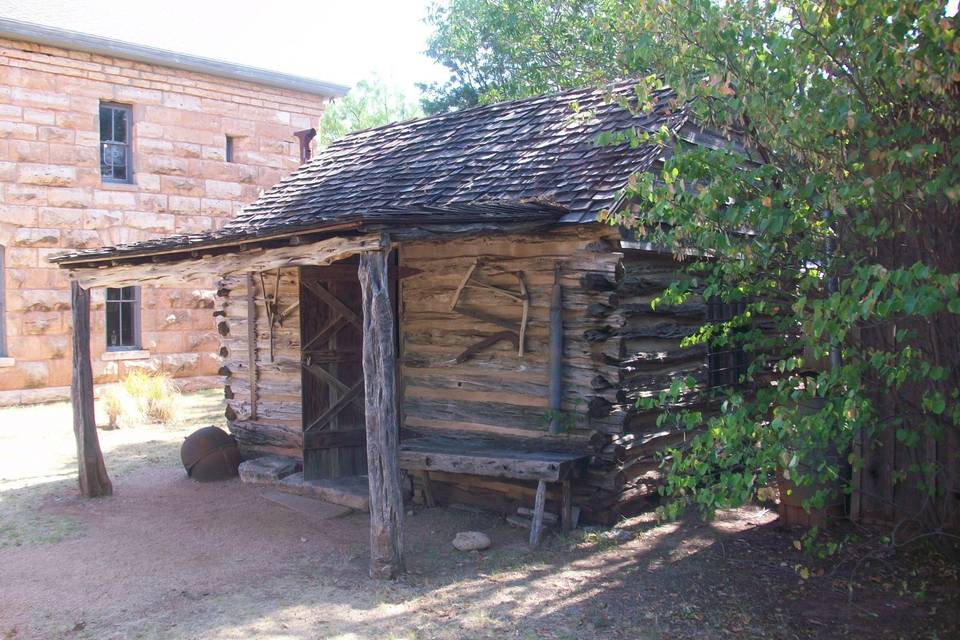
[218, 268, 303, 459]
[576, 248, 707, 521]
[211, 228, 706, 524]
[398, 226, 623, 444]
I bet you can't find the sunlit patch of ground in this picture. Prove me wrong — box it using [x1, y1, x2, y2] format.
[0, 389, 222, 548]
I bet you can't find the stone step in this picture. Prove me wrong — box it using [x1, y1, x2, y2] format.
[278, 472, 370, 512]
[259, 490, 354, 520]
[238, 455, 301, 484]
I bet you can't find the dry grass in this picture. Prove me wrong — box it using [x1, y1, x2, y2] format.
[113, 370, 182, 425]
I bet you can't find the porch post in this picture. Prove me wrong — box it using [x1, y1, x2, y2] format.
[70, 281, 112, 498]
[358, 248, 405, 579]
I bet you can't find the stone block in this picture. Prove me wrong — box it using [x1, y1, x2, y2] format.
[279, 473, 370, 512]
[11, 87, 68, 109]
[124, 211, 175, 233]
[167, 196, 200, 214]
[0, 161, 16, 182]
[0, 104, 23, 119]
[238, 455, 301, 484]
[162, 92, 202, 112]
[38, 126, 74, 144]
[137, 193, 168, 212]
[160, 175, 204, 196]
[79, 209, 121, 230]
[114, 85, 162, 104]
[0, 121, 38, 140]
[135, 173, 161, 192]
[7, 247, 38, 267]
[171, 141, 202, 159]
[21, 311, 61, 335]
[5, 183, 47, 204]
[49, 143, 99, 166]
[18, 164, 75, 186]
[19, 288, 71, 312]
[10, 140, 49, 163]
[46, 188, 93, 209]
[62, 229, 102, 249]
[55, 110, 97, 131]
[13, 228, 60, 248]
[93, 190, 137, 207]
[200, 198, 232, 216]
[142, 154, 189, 176]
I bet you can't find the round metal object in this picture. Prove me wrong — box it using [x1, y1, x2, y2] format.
[180, 426, 241, 482]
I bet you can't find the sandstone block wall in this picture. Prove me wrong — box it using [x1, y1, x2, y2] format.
[0, 35, 332, 404]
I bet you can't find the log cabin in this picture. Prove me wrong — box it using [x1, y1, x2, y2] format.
[52, 80, 745, 575]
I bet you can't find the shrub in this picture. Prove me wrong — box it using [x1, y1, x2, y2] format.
[100, 384, 140, 429]
[121, 370, 181, 425]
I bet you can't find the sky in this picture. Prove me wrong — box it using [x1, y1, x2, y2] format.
[0, 0, 451, 98]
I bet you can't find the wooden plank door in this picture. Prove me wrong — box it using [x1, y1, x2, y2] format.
[300, 258, 367, 480]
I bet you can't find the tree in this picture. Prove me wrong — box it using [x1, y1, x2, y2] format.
[600, 0, 960, 540]
[423, 0, 960, 540]
[420, 0, 642, 113]
[320, 77, 422, 145]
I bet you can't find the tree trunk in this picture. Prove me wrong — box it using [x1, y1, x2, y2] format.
[71, 281, 112, 498]
[358, 249, 405, 579]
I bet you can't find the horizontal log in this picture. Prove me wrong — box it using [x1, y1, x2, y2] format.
[67, 234, 383, 288]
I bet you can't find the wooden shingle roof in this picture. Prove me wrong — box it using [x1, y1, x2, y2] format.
[54, 80, 689, 266]
[226, 79, 683, 233]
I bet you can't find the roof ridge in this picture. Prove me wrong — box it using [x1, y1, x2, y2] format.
[324, 77, 657, 148]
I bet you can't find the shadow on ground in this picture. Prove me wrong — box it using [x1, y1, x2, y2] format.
[1, 391, 957, 640]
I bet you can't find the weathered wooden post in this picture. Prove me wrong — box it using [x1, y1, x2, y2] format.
[358, 248, 405, 579]
[70, 281, 113, 498]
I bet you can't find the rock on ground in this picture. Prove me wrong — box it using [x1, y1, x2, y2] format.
[452, 531, 491, 551]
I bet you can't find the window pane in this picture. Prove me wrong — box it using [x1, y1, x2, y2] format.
[119, 300, 135, 346]
[120, 286, 137, 301]
[106, 287, 121, 301]
[106, 302, 121, 347]
[99, 107, 112, 143]
[113, 108, 127, 143]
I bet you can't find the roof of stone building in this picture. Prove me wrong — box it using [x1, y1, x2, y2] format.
[53, 80, 703, 266]
[0, 17, 349, 97]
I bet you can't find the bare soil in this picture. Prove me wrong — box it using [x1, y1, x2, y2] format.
[1, 392, 957, 639]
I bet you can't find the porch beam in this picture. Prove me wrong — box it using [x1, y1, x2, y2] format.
[70, 281, 113, 498]
[358, 247, 405, 579]
[65, 234, 384, 289]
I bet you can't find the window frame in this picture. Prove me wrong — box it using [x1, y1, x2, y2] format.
[706, 296, 749, 391]
[105, 286, 142, 351]
[99, 102, 133, 184]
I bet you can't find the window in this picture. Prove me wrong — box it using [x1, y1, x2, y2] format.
[0, 245, 5, 357]
[706, 297, 749, 390]
[99, 103, 132, 183]
[106, 286, 140, 350]
[225, 135, 236, 163]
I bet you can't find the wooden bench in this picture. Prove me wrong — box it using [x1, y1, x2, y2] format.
[399, 436, 590, 544]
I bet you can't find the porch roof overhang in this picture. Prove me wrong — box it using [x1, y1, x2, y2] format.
[50, 201, 568, 289]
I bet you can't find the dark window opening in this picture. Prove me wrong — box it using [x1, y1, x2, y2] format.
[225, 135, 236, 163]
[0, 245, 5, 357]
[106, 286, 141, 350]
[99, 103, 132, 183]
[706, 297, 749, 390]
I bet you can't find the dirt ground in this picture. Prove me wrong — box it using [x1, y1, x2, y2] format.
[1, 392, 957, 640]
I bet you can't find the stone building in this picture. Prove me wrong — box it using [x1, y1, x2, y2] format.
[0, 18, 347, 404]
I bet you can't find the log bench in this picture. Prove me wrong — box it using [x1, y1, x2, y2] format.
[399, 436, 590, 545]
